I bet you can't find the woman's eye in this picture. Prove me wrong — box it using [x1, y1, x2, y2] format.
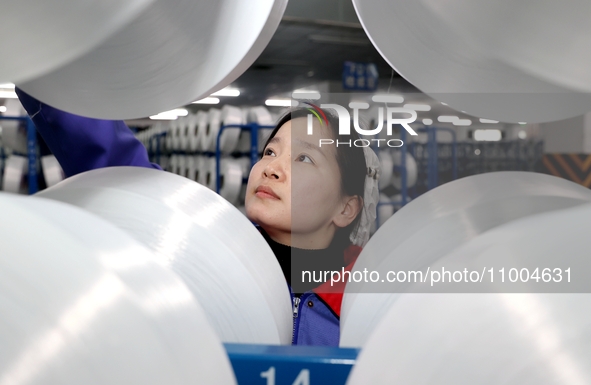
[297, 154, 314, 164]
[264, 148, 276, 157]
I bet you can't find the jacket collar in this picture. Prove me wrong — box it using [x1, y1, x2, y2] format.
[312, 244, 362, 318]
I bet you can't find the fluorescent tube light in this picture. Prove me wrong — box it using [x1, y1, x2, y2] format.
[479, 118, 499, 124]
[265, 98, 292, 107]
[211, 88, 240, 97]
[474, 129, 502, 141]
[192, 97, 220, 104]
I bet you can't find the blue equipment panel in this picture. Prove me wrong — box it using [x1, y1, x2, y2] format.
[225, 343, 358, 385]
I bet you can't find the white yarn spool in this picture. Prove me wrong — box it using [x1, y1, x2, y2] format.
[165, 123, 173, 151]
[185, 114, 196, 152]
[201, 106, 244, 153]
[18, 0, 288, 119]
[352, 0, 591, 123]
[378, 151, 394, 189]
[235, 130, 251, 153]
[419, 0, 591, 93]
[391, 152, 418, 190]
[347, 293, 591, 385]
[201, 108, 221, 152]
[203, 157, 217, 190]
[41, 155, 64, 187]
[248, 106, 275, 152]
[186, 156, 197, 181]
[168, 154, 178, 174]
[178, 116, 190, 152]
[0, 193, 235, 385]
[340, 172, 591, 348]
[37, 167, 292, 344]
[219, 158, 244, 205]
[195, 156, 207, 186]
[170, 120, 181, 151]
[181, 117, 191, 151]
[242, 108, 250, 125]
[189, 112, 206, 152]
[348, 204, 591, 384]
[2, 155, 27, 194]
[238, 157, 252, 177]
[248, 106, 274, 126]
[177, 155, 188, 177]
[220, 105, 244, 154]
[0, 0, 154, 83]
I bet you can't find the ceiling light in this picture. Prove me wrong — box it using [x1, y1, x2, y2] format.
[0, 83, 15, 89]
[192, 97, 220, 104]
[437, 115, 458, 123]
[441, 102, 448, 106]
[265, 98, 292, 107]
[479, 118, 499, 124]
[519, 122, 527, 125]
[422, 118, 433, 125]
[0, 106, 6, 113]
[292, 90, 321, 100]
[171, 108, 188, 117]
[149, 108, 188, 120]
[474, 129, 502, 141]
[211, 87, 240, 97]
[149, 113, 178, 120]
[0, 90, 17, 99]
[372, 94, 404, 104]
[404, 103, 431, 111]
[453, 119, 472, 126]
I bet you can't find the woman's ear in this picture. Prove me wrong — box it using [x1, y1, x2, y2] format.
[333, 196, 363, 228]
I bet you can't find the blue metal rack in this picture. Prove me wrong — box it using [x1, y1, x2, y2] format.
[0, 116, 38, 194]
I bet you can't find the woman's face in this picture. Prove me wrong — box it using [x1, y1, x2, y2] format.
[245, 117, 348, 248]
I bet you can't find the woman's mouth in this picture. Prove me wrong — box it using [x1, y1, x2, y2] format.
[255, 185, 280, 199]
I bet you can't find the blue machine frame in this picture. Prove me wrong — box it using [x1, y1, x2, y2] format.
[225, 343, 358, 385]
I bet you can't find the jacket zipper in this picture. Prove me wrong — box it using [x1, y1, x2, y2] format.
[292, 296, 301, 344]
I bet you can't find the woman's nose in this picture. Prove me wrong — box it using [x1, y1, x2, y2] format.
[263, 155, 288, 180]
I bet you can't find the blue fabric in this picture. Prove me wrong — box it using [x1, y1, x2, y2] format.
[15, 88, 161, 178]
[16, 88, 342, 346]
[292, 293, 339, 346]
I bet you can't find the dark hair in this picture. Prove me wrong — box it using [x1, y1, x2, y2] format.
[263, 105, 367, 251]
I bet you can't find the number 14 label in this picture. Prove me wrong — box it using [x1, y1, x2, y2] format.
[261, 367, 310, 385]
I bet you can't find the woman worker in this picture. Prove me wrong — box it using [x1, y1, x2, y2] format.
[15, 88, 379, 346]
